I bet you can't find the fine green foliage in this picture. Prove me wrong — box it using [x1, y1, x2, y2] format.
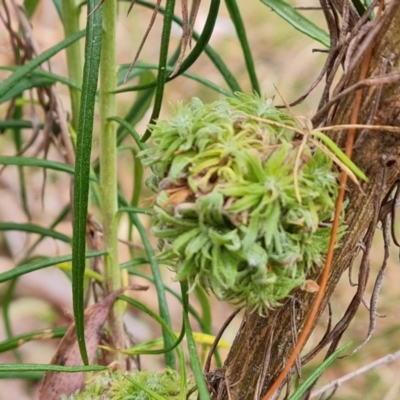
[141, 93, 341, 314]
[289, 342, 352, 400]
[66, 369, 194, 400]
[260, 0, 330, 47]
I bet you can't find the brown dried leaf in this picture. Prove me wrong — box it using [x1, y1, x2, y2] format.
[161, 187, 192, 209]
[37, 284, 148, 400]
[304, 279, 320, 293]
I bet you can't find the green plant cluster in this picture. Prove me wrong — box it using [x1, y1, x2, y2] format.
[141, 93, 341, 314]
[65, 369, 190, 400]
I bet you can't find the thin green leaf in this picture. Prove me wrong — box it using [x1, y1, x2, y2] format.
[0, 30, 85, 99]
[144, 0, 176, 143]
[134, 0, 241, 92]
[119, 196, 175, 369]
[0, 120, 44, 130]
[0, 222, 71, 243]
[312, 130, 367, 181]
[116, 63, 232, 97]
[109, 116, 147, 152]
[11, 101, 31, 219]
[120, 295, 187, 399]
[124, 376, 167, 400]
[0, 251, 106, 283]
[0, 66, 81, 90]
[122, 267, 207, 332]
[181, 281, 210, 400]
[0, 155, 74, 174]
[0, 327, 67, 353]
[174, 0, 220, 76]
[24, 0, 41, 18]
[116, 70, 155, 145]
[289, 342, 352, 400]
[0, 363, 106, 373]
[2, 279, 21, 362]
[24, 204, 70, 260]
[72, 0, 103, 366]
[225, 0, 260, 94]
[260, 0, 330, 47]
[118, 206, 153, 216]
[0, 76, 54, 105]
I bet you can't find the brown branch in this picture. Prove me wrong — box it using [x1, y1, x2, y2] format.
[209, 1, 400, 399]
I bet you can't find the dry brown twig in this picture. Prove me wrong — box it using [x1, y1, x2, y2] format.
[310, 349, 400, 398]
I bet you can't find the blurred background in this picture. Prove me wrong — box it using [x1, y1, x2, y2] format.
[0, 1, 399, 399]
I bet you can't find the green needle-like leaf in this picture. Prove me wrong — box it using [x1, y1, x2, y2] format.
[260, 0, 330, 47]
[0, 30, 85, 99]
[72, 0, 103, 366]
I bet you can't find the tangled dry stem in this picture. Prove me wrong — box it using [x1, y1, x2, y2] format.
[208, 0, 400, 399]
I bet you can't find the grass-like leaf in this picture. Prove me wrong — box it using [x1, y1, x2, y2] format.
[0, 30, 85, 99]
[0, 156, 74, 173]
[0, 327, 67, 353]
[119, 196, 175, 369]
[134, 0, 241, 92]
[181, 281, 211, 400]
[0, 251, 106, 283]
[145, 0, 176, 144]
[0, 222, 71, 243]
[260, 0, 330, 47]
[72, 0, 103, 366]
[120, 295, 187, 399]
[0, 363, 106, 373]
[289, 342, 352, 400]
[225, 0, 260, 94]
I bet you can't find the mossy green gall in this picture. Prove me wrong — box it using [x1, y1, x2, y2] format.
[141, 93, 343, 314]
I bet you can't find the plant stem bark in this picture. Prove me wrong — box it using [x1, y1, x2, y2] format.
[99, 0, 125, 364]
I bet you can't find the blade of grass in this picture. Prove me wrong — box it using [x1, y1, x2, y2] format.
[0, 250, 106, 283]
[120, 295, 187, 399]
[62, 0, 83, 131]
[11, 100, 30, 219]
[0, 364, 106, 373]
[116, 71, 155, 145]
[0, 327, 67, 353]
[131, 0, 241, 92]
[119, 197, 175, 368]
[181, 281, 210, 400]
[72, 0, 103, 365]
[116, 63, 233, 97]
[289, 343, 352, 400]
[225, 0, 260, 94]
[260, 0, 330, 47]
[2, 279, 22, 362]
[0, 30, 85, 99]
[122, 266, 207, 332]
[0, 156, 74, 174]
[144, 0, 176, 142]
[0, 66, 81, 90]
[0, 222, 71, 243]
[0, 75, 55, 105]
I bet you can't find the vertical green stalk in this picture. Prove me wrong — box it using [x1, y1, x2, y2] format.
[62, 0, 83, 131]
[99, 0, 125, 355]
